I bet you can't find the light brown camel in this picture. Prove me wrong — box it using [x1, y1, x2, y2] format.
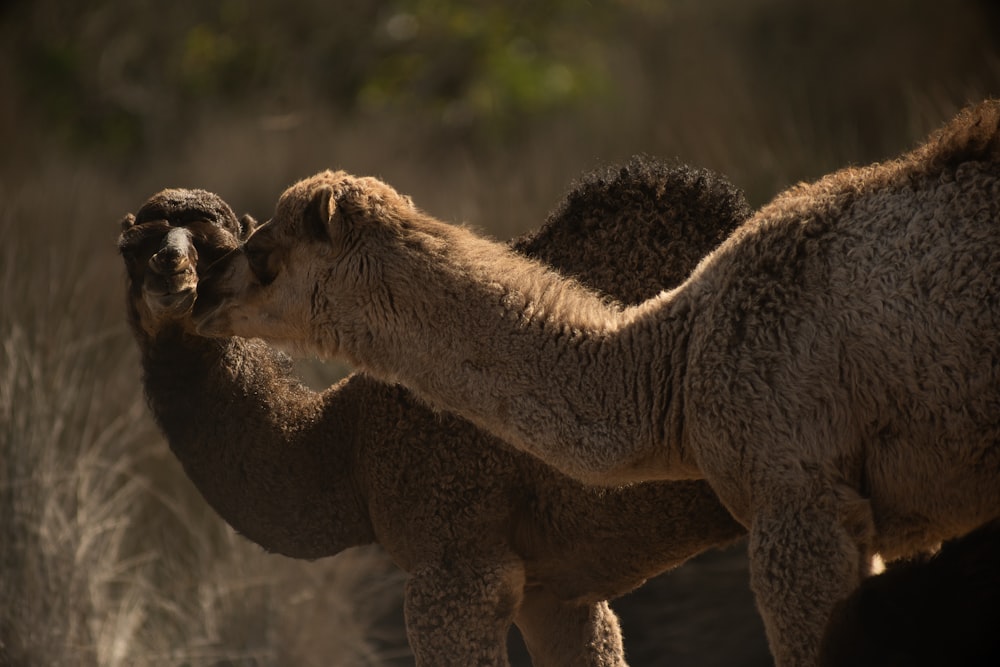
[119, 159, 757, 667]
[193, 100, 1000, 666]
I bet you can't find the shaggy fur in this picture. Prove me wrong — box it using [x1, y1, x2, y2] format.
[820, 519, 1000, 667]
[120, 159, 756, 667]
[194, 100, 1000, 666]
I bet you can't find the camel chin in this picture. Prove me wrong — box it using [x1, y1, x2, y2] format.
[143, 287, 196, 321]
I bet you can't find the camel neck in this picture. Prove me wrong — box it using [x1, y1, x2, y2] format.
[139, 326, 375, 557]
[342, 224, 695, 485]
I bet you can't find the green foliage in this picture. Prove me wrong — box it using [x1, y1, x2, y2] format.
[359, 1, 611, 130]
[3, 0, 619, 154]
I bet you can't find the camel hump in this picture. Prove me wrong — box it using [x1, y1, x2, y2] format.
[919, 98, 1000, 170]
[539, 156, 749, 243]
[515, 156, 751, 302]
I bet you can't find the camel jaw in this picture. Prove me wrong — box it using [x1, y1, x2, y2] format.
[192, 247, 249, 338]
[191, 276, 242, 338]
[143, 287, 196, 320]
[191, 301, 234, 338]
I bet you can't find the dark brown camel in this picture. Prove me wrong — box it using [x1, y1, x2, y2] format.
[119, 159, 753, 666]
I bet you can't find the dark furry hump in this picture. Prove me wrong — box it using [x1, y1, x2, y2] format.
[514, 156, 752, 304]
[134, 188, 242, 232]
[917, 98, 1000, 172]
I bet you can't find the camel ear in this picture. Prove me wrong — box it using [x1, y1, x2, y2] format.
[119, 213, 136, 231]
[238, 214, 258, 241]
[304, 185, 336, 242]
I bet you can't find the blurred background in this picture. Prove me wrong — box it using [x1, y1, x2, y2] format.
[1, 0, 998, 665]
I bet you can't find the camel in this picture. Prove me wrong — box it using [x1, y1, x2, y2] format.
[193, 100, 1000, 666]
[119, 158, 756, 667]
[820, 518, 1000, 666]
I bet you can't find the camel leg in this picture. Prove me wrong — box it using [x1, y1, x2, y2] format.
[746, 477, 874, 667]
[515, 587, 626, 667]
[404, 560, 525, 667]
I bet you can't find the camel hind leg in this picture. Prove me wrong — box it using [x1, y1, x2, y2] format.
[404, 560, 525, 667]
[515, 587, 626, 667]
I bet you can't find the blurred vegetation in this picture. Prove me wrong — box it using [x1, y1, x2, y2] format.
[2, 0, 998, 205]
[1, 0, 618, 155]
[1, 0, 999, 665]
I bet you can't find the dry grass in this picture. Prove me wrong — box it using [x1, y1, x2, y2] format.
[2, 1, 999, 665]
[0, 170, 408, 666]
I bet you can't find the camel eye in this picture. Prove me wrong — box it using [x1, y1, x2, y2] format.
[119, 237, 158, 274]
[245, 244, 277, 285]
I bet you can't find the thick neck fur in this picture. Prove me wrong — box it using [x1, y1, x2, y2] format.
[336, 213, 693, 485]
[136, 320, 374, 557]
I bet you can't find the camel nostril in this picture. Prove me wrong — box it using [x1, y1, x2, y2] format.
[149, 247, 192, 274]
[148, 226, 197, 275]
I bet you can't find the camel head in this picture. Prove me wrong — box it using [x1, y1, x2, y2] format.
[118, 188, 256, 338]
[193, 170, 419, 358]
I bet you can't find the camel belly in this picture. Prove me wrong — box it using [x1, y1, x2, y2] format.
[865, 430, 1000, 559]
